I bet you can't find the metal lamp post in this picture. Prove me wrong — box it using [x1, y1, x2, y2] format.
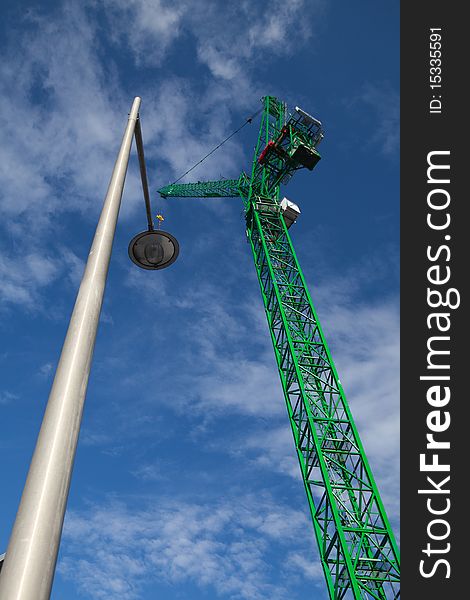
[0, 96, 176, 600]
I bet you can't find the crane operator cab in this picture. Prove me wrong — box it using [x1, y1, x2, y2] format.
[258, 105, 324, 172]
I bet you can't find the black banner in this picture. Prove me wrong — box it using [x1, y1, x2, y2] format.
[401, 3, 465, 598]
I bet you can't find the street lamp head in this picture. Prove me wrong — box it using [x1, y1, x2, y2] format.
[128, 230, 179, 270]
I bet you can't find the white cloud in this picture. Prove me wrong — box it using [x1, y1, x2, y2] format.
[309, 274, 400, 522]
[38, 362, 54, 378]
[141, 77, 247, 190]
[0, 0, 324, 316]
[285, 551, 325, 582]
[59, 494, 321, 600]
[228, 424, 300, 479]
[190, 355, 284, 417]
[131, 463, 165, 482]
[154, 281, 286, 418]
[60, 248, 86, 287]
[349, 82, 399, 156]
[197, 44, 243, 81]
[0, 253, 60, 309]
[0, 390, 19, 405]
[132, 257, 400, 550]
[93, 0, 324, 189]
[124, 248, 399, 531]
[186, 264, 400, 525]
[101, 0, 185, 66]
[189, 0, 318, 82]
[245, 310, 398, 520]
[246, 0, 316, 54]
[0, 2, 144, 239]
[80, 431, 112, 447]
[0, 244, 89, 311]
[106, 0, 318, 80]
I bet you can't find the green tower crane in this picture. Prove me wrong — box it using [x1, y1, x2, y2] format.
[159, 96, 400, 599]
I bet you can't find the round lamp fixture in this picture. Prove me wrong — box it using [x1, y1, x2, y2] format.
[128, 230, 179, 270]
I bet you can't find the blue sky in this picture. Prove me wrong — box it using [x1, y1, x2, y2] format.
[0, 2, 399, 599]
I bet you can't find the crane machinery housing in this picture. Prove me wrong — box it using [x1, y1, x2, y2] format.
[159, 95, 400, 600]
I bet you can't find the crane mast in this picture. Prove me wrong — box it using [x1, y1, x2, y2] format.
[159, 96, 400, 599]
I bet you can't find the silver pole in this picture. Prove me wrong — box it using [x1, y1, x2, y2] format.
[0, 97, 141, 600]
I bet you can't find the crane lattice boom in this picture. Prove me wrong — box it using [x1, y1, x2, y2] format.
[158, 95, 400, 599]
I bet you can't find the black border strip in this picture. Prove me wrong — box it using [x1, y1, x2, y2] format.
[401, 4, 465, 598]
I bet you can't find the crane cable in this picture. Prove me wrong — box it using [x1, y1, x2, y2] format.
[170, 108, 263, 185]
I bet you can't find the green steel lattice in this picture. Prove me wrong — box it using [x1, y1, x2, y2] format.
[158, 96, 400, 599]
